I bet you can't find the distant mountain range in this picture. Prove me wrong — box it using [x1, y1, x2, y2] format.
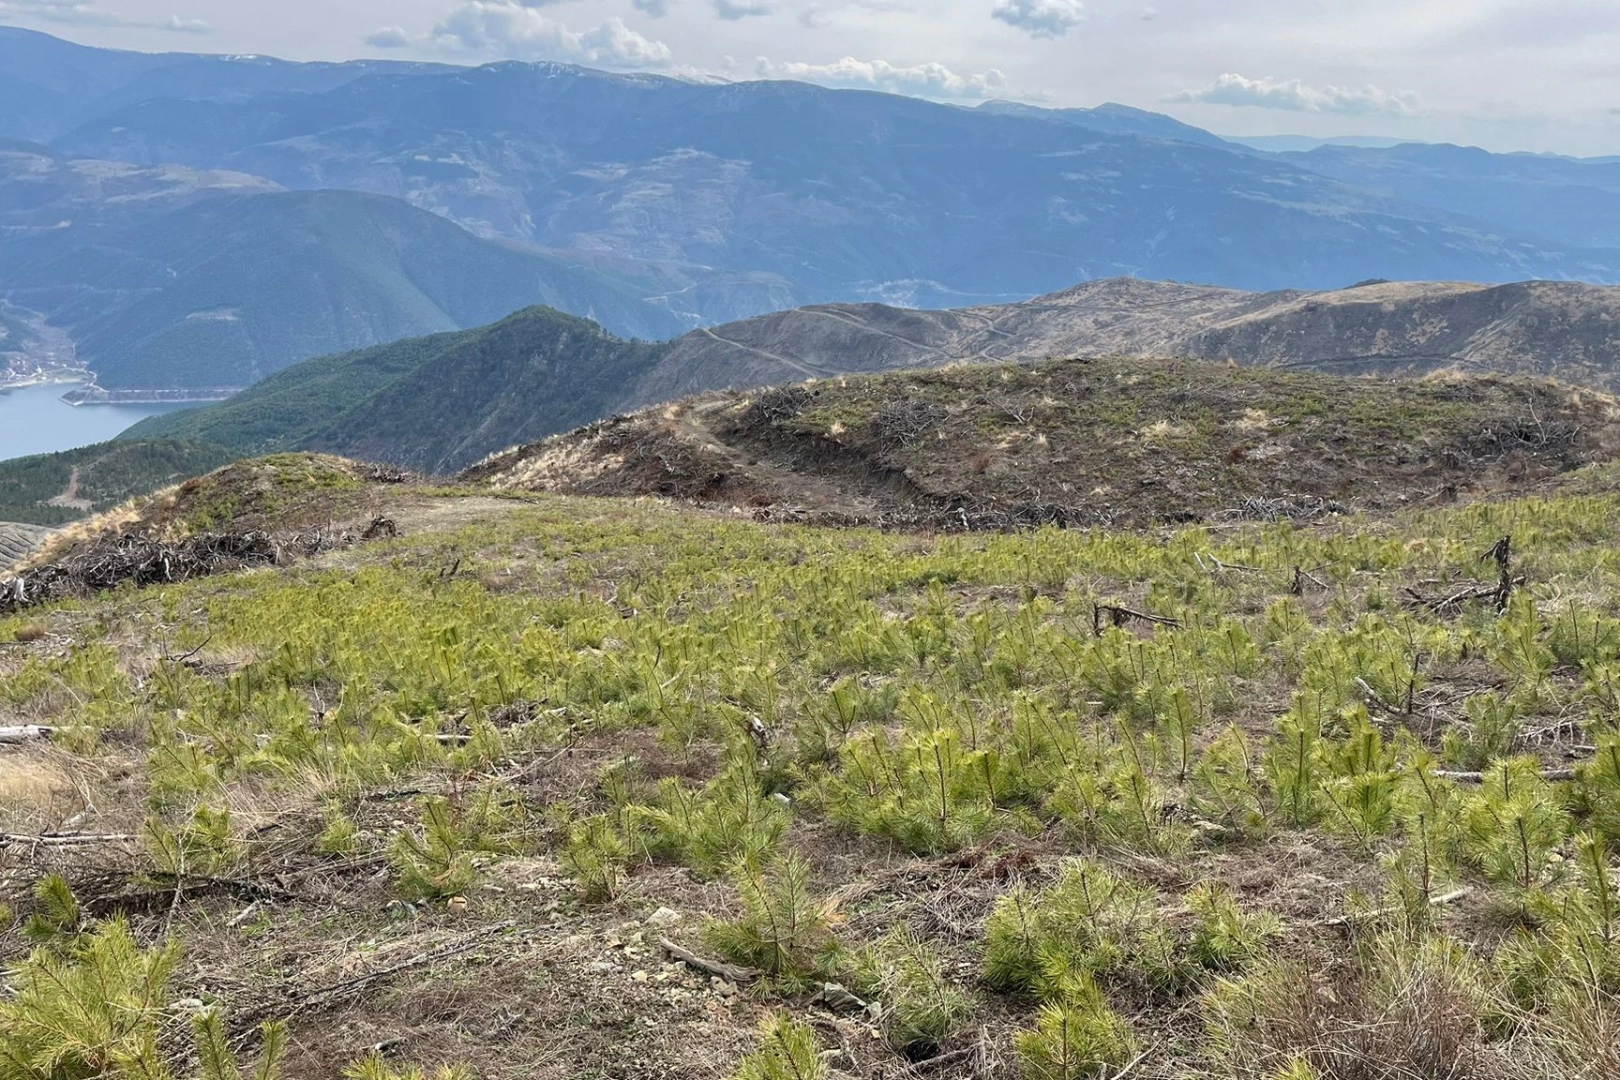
[125, 276, 1620, 474]
[6, 26, 1620, 394]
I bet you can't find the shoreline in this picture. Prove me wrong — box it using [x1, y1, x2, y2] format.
[0, 372, 91, 392]
[0, 375, 236, 405]
[61, 387, 238, 406]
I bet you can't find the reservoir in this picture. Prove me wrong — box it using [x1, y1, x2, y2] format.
[0, 383, 194, 462]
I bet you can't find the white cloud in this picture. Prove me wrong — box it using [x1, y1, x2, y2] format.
[715, 0, 773, 19]
[991, 0, 1083, 39]
[633, 0, 672, 15]
[430, 3, 673, 67]
[0, 0, 210, 32]
[756, 54, 1006, 99]
[1170, 73, 1421, 116]
[364, 25, 412, 49]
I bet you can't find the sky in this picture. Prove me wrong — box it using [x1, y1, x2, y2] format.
[2, 0, 1618, 156]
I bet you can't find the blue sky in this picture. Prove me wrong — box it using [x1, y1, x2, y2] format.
[3, 0, 1618, 155]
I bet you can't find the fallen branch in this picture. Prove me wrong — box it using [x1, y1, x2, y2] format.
[237, 921, 516, 1028]
[1194, 553, 1262, 574]
[1321, 886, 1473, 928]
[1353, 677, 1403, 716]
[912, 1046, 978, 1074]
[1093, 604, 1181, 637]
[1109, 1048, 1156, 1080]
[0, 831, 137, 847]
[160, 635, 213, 667]
[1436, 768, 1576, 783]
[0, 725, 55, 744]
[659, 937, 762, 985]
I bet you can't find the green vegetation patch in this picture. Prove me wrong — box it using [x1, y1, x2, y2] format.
[0, 438, 238, 526]
[168, 453, 371, 534]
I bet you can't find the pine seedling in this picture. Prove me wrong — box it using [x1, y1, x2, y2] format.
[145, 804, 244, 877]
[195, 1009, 288, 1080]
[562, 814, 631, 903]
[1190, 727, 1269, 839]
[22, 873, 81, 945]
[1576, 736, 1620, 844]
[0, 920, 178, 1080]
[731, 1012, 827, 1080]
[1014, 965, 1135, 1080]
[1186, 881, 1281, 975]
[705, 855, 839, 985]
[389, 797, 479, 901]
[642, 748, 790, 874]
[344, 1055, 474, 1080]
[315, 801, 363, 857]
[1264, 704, 1324, 827]
[1460, 758, 1569, 908]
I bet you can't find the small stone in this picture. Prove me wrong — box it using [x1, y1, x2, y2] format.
[589, 960, 620, 973]
[630, 970, 650, 983]
[647, 906, 681, 930]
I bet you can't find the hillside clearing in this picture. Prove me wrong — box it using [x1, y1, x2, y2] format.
[1, 469, 1619, 1079]
[471, 357, 1620, 529]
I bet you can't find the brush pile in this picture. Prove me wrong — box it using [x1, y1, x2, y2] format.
[0, 529, 351, 614]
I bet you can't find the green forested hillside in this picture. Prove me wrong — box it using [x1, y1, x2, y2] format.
[0, 438, 237, 525]
[121, 330, 474, 455]
[126, 307, 671, 473]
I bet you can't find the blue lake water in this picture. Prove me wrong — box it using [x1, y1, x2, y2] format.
[0, 383, 195, 462]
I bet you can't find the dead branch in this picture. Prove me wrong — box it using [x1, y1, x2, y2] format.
[1436, 768, 1576, 783]
[236, 921, 516, 1028]
[1320, 886, 1473, 928]
[0, 831, 137, 847]
[659, 937, 762, 985]
[0, 725, 55, 743]
[1093, 604, 1181, 637]
[1195, 553, 1262, 573]
[1291, 565, 1328, 595]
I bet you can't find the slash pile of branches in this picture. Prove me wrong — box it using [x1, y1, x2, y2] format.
[0, 525, 393, 615]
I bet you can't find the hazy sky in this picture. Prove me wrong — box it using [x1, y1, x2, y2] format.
[4, 0, 1618, 155]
